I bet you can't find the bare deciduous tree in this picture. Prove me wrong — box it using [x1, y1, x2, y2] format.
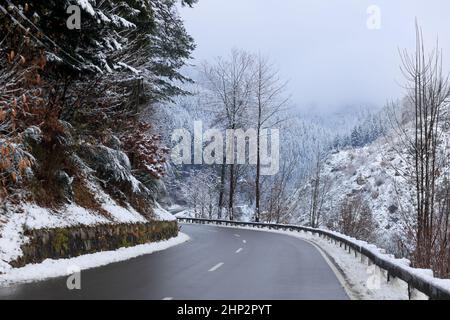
[390, 23, 450, 273]
[336, 196, 376, 242]
[252, 55, 289, 222]
[200, 50, 255, 220]
[181, 170, 218, 219]
[308, 147, 330, 228]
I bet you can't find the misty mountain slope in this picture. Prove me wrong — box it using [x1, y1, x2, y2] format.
[293, 112, 450, 254]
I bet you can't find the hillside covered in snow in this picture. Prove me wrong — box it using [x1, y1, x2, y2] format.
[0, 0, 196, 273]
[294, 107, 450, 258]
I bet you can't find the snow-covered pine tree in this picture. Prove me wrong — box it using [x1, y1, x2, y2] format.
[0, 0, 196, 101]
[0, 0, 196, 201]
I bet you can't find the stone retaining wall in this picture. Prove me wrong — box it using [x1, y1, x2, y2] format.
[11, 220, 178, 267]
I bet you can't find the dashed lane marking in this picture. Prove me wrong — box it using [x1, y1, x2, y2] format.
[208, 262, 224, 272]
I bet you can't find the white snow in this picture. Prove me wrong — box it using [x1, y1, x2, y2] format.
[0, 211, 27, 268]
[102, 203, 147, 223]
[97, 10, 111, 24]
[154, 202, 177, 221]
[117, 62, 140, 75]
[110, 15, 136, 28]
[0, 204, 107, 268]
[0, 233, 189, 286]
[75, 0, 96, 16]
[234, 205, 254, 222]
[294, 125, 418, 253]
[24, 204, 109, 230]
[174, 208, 195, 218]
[288, 231, 424, 300]
[0, 194, 176, 269]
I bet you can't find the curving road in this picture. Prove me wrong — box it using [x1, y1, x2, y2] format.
[0, 224, 349, 300]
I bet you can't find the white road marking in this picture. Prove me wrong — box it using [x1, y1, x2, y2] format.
[208, 262, 224, 272]
[234, 234, 240, 237]
[235, 248, 243, 253]
[242, 240, 247, 244]
[162, 297, 173, 300]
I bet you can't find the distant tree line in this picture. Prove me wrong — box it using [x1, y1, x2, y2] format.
[332, 113, 385, 149]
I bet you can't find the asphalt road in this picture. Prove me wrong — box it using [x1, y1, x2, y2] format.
[0, 224, 349, 300]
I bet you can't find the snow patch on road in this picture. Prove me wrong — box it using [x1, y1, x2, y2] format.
[0, 233, 189, 287]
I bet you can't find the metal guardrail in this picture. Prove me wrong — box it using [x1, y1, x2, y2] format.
[177, 217, 450, 300]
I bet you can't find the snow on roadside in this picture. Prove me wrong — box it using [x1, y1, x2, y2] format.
[310, 228, 450, 298]
[0, 232, 189, 287]
[0, 203, 129, 268]
[175, 209, 195, 218]
[85, 180, 147, 223]
[289, 231, 420, 300]
[154, 202, 177, 221]
[101, 202, 147, 223]
[0, 197, 177, 272]
[25, 204, 109, 229]
[0, 211, 27, 270]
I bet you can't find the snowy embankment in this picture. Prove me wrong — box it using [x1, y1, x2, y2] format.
[0, 191, 176, 275]
[0, 232, 189, 287]
[180, 220, 450, 300]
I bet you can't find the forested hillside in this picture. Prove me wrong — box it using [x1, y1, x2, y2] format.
[0, 0, 196, 271]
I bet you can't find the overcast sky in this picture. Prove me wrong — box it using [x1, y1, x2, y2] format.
[179, 0, 450, 114]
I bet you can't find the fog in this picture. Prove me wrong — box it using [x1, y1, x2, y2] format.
[180, 0, 450, 114]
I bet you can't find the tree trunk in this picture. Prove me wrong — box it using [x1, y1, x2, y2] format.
[217, 161, 226, 219]
[228, 163, 235, 220]
[255, 126, 261, 222]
